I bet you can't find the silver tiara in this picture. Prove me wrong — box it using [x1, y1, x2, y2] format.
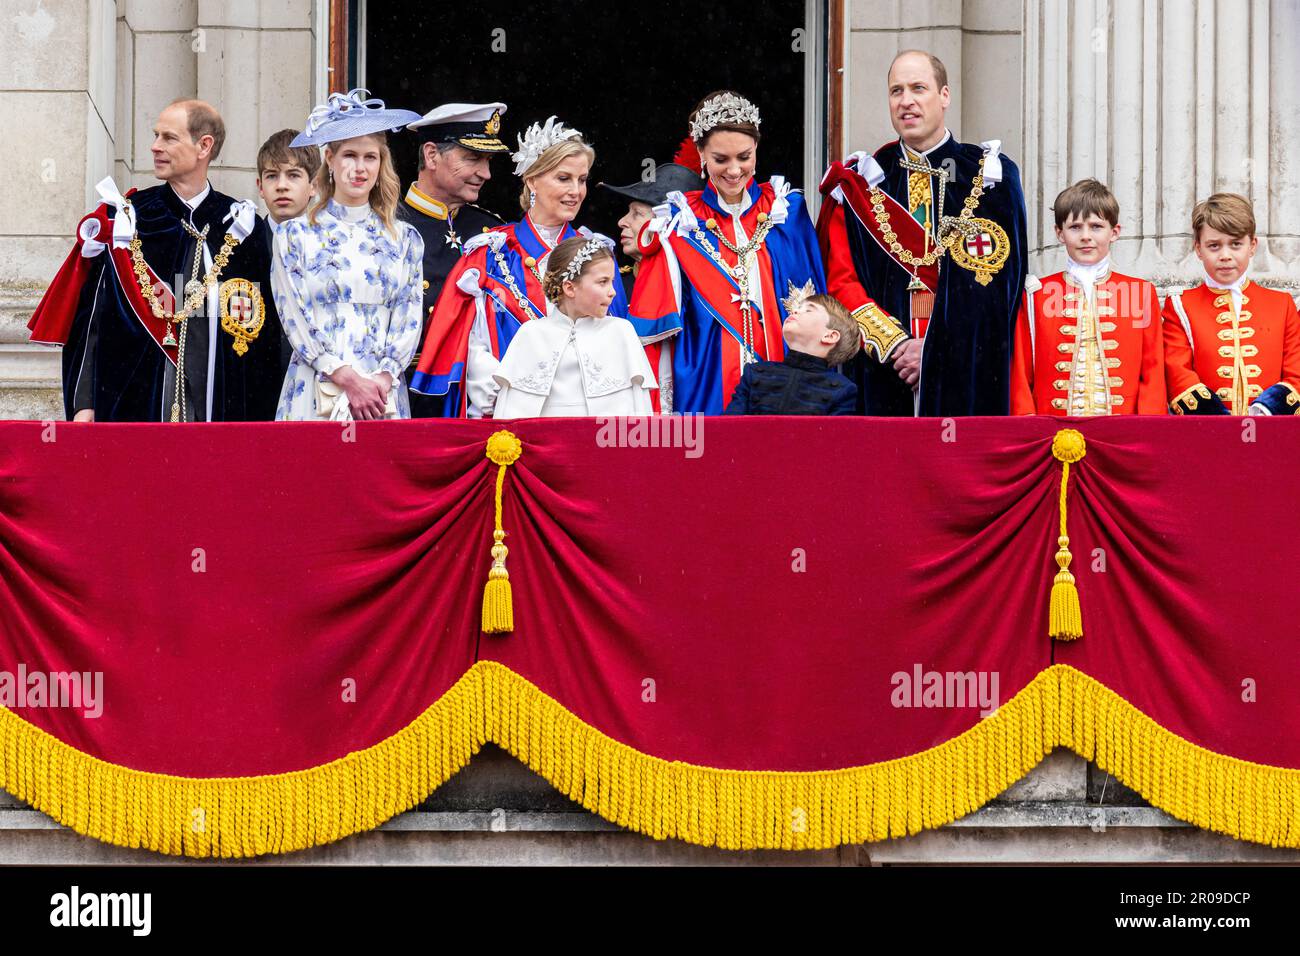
[689, 92, 761, 141]
[561, 237, 608, 282]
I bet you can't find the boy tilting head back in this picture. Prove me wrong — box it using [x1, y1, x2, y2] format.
[1162, 192, 1300, 415]
[724, 285, 860, 415]
[1011, 178, 1165, 416]
[256, 128, 320, 228]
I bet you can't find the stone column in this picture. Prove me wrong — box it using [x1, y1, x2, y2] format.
[195, 0, 318, 203]
[1023, 0, 1300, 289]
[0, 0, 116, 417]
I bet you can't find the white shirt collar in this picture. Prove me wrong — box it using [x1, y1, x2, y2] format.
[337, 201, 372, 223]
[1202, 264, 1250, 296]
[1202, 264, 1251, 314]
[171, 181, 211, 211]
[1066, 255, 1111, 288]
[534, 220, 564, 247]
[901, 128, 952, 161]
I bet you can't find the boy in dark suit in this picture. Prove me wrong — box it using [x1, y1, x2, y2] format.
[725, 286, 860, 415]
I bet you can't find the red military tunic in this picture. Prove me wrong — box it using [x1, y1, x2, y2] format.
[1011, 268, 1166, 416]
[1162, 280, 1300, 415]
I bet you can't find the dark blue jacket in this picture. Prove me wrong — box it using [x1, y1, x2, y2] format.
[723, 350, 858, 416]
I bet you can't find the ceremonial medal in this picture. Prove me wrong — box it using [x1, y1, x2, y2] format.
[943, 216, 1010, 286]
[219, 278, 265, 356]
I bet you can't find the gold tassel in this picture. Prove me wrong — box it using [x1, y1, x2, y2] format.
[1049, 428, 1086, 640]
[482, 430, 523, 634]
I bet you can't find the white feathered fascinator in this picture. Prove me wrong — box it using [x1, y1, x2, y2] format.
[512, 116, 584, 177]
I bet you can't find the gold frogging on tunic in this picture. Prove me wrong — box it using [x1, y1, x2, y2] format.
[1059, 272, 1117, 416]
[1213, 287, 1256, 414]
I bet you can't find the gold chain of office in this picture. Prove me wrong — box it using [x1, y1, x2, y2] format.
[128, 229, 239, 325]
[869, 153, 988, 268]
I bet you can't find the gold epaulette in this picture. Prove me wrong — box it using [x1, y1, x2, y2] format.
[464, 202, 505, 224]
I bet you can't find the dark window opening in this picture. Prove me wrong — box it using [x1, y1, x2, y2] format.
[364, 0, 811, 232]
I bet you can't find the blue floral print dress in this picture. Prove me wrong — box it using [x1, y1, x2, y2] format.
[271, 199, 424, 420]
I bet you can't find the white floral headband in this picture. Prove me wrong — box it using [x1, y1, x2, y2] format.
[561, 236, 611, 282]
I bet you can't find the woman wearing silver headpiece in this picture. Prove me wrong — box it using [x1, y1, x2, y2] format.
[409, 117, 631, 417]
[626, 90, 827, 415]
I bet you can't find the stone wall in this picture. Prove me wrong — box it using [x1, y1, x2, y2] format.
[844, 0, 1025, 185]
[844, 0, 1300, 289]
[112, 0, 319, 233]
[0, 0, 320, 418]
[0, 0, 116, 287]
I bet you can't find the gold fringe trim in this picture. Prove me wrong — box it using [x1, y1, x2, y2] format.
[1, 662, 1298, 855]
[1055, 664, 1300, 848]
[478, 661, 1057, 850]
[0, 667, 490, 858]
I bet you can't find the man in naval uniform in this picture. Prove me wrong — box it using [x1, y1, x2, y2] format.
[400, 102, 508, 418]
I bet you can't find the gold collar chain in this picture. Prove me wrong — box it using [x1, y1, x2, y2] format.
[870, 153, 988, 269]
[130, 227, 239, 325]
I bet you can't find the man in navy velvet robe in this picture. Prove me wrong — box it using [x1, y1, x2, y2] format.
[817, 50, 1027, 416]
[29, 99, 285, 422]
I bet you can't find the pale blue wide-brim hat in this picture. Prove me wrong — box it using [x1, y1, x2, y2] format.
[290, 88, 422, 147]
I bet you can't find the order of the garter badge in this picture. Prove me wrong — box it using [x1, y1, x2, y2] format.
[943, 216, 1010, 286]
[219, 277, 265, 356]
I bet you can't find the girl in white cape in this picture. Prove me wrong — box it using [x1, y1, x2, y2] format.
[491, 235, 657, 418]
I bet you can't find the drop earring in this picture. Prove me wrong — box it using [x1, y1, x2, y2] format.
[529, 190, 536, 208]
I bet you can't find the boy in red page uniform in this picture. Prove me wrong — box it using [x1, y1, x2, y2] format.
[1162, 192, 1300, 415]
[1011, 179, 1165, 416]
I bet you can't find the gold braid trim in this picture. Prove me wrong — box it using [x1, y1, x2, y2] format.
[1169, 382, 1215, 415]
[853, 303, 908, 362]
[3, 660, 1299, 856]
